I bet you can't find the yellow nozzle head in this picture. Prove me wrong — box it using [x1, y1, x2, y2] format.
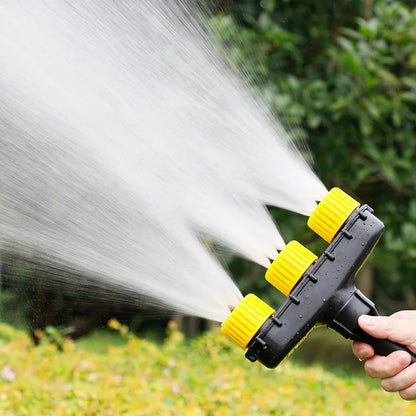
[221, 294, 274, 349]
[266, 241, 318, 296]
[308, 187, 360, 243]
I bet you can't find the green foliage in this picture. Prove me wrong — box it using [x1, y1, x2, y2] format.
[76, 329, 128, 354]
[0, 323, 415, 415]
[211, 0, 416, 310]
[37, 325, 75, 351]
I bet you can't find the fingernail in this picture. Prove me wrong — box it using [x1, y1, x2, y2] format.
[398, 353, 411, 367]
[359, 315, 376, 327]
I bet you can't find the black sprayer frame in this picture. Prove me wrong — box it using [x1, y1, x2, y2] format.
[245, 205, 416, 368]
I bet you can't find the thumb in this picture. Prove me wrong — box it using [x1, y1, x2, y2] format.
[358, 315, 416, 353]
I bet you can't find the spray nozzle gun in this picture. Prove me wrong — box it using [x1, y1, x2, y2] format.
[221, 187, 416, 368]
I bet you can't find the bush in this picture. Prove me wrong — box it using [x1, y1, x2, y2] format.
[210, 0, 416, 311]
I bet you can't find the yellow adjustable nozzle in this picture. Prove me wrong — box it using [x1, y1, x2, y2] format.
[221, 294, 274, 349]
[266, 241, 318, 296]
[308, 187, 360, 243]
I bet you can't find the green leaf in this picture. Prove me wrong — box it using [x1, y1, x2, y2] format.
[409, 201, 416, 220]
[400, 92, 416, 103]
[359, 113, 373, 136]
[306, 112, 321, 128]
[363, 140, 381, 161]
[357, 18, 379, 40]
[362, 99, 380, 120]
[354, 165, 377, 183]
[402, 223, 416, 245]
[343, 51, 362, 75]
[402, 77, 416, 91]
[264, 0, 276, 13]
[392, 110, 402, 127]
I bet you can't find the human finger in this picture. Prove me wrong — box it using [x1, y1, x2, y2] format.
[364, 350, 411, 379]
[381, 363, 416, 392]
[391, 310, 416, 321]
[399, 382, 416, 401]
[358, 315, 416, 352]
[352, 341, 374, 360]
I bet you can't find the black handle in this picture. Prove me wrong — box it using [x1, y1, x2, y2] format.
[358, 333, 416, 365]
[329, 289, 416, 366]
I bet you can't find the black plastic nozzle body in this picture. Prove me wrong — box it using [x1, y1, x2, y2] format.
[245, 205, 416, 368]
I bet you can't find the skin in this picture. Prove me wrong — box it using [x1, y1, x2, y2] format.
[352, 311, 416, 400]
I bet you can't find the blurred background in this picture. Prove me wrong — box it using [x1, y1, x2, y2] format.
[1, 0, 416, 368]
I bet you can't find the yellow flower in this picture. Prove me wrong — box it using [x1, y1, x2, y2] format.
[34, 328, 46, 339]
[107, 318, 122, 331]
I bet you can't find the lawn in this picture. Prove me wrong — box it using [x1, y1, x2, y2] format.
[0, 321, 414, 415]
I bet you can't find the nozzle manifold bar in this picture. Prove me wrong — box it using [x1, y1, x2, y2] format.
[221, 188, 416, 368]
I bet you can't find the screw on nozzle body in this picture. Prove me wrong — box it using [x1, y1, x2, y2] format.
[265, 241, 317, 297]
[308, 187, 360, 242]
[221, 294, 274, 349]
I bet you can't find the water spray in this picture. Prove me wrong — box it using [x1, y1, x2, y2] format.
[222, 187, 416, 368]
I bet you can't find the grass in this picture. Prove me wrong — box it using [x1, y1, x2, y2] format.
[76, 329, 128, 354]
[0, 321, 414, 415]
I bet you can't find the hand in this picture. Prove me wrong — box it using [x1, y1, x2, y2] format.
[352, 311, 416, 400]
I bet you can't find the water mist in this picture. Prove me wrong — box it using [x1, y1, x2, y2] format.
[0, 0, 327, 322]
